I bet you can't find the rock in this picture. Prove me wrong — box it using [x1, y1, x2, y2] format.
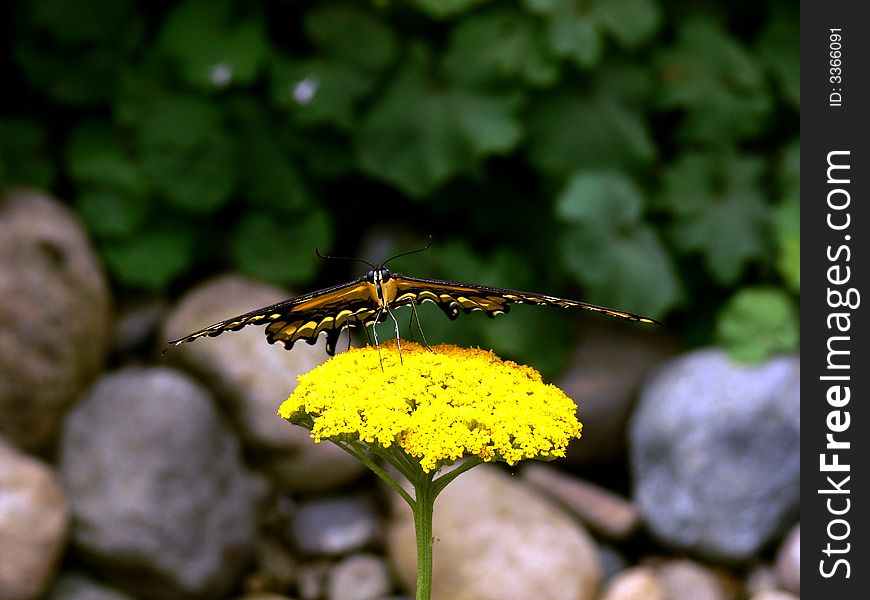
[599, 567, 665, 600]
[296, 560, 331, 600]
[0, 437, 69, 600]
[292, 497, 380, 556]
[59, 367, 264, 600]
[657, 560, 729, 600]
[521, 463, 640, 541]
[744, 564, 778, 597]
[556, 319, 678, 467]
[774, 524, 799, 594]
[386, 465, 601, 600]
[748, 592, 798, 600]
[0, 189, 111, 452]
[161, 274, 365, 492]
[326, 554, 392, 600]
[597, 544, 628, 583]
[44, 571, 136, 600]
[630, 349, 800, 562]
[110, 297, 165, 357]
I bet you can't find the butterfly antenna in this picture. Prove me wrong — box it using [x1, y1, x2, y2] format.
[315, 248, 376, 270]
[381, 235, 433, 268]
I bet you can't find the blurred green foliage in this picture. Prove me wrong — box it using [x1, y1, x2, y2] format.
[0, 0, 798, 368]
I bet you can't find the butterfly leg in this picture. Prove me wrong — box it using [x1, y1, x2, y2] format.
[387, 307, 403, 365]
[371, 308, 384, 368]
[409, 300, 434, 353]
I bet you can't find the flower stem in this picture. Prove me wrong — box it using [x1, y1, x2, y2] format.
[412, 472, 435, 600]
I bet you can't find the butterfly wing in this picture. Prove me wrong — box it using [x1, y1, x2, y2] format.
[166, 276, 380, 355]
[390, 274, 659, 324]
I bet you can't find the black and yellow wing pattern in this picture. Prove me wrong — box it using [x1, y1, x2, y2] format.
[389, 274, 659, 323]
[166, 269, 659, 356]
[166, 276, 380, 355]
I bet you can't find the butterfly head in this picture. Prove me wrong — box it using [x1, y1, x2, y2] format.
[366, 268, 393, 284]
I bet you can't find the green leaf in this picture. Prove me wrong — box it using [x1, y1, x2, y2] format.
[0, 118, 54, 187]
[656, 18, 772, 145]
[757, 2, 799, 108]
[554, 171, 644, 228]
[232, 209, 333, 285]
[596, 0, 661, 48]
[442, 8, 558, 87]
[24, 0, 141, 45]
[76, 187, 153, 239]
[527, 89, 655, 176]
[525, 0, 660, 68]
[561, 224, 682, 318]
[356, 52, 523, 197]
[233, 103, 310, 214]
[411, 0, 480, 19]
[136, 95, 236, 214]
[67, 122, 146, 192]
[773, 140, 800, 291]
[546, 10, 602, 69]
[270, 57, 375, 129]
[305, 5, 397, 71]
[715, 287, 799, 362]
[12, 0, 143, 105]
[102, 224, 196, 288]
[660, 153, 769, 285]
[158, 0, 268, 91]
[556, 171, 681, 317]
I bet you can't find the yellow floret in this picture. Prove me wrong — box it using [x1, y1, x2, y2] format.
[278, 341, 582, 473]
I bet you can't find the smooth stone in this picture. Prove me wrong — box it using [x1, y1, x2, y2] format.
[292, 497, 380, 556]
[631, 349, 800, 562]
[599, 566, 665, 600]
[749, 592, 798, 600]
[657, 559, 729, 600]
[0, 189, 110, 452]
[326, 554, 392, 600]
[44, 571, 136, 600]
[60, 367, 263, 600]
[521, 463, 640, 541]
[744, 564, 778, 596]
[161, 274, 365, 492]
[557, 318, 678, 467]
[774, 524, 799, 594]
[386, 464, 601, 600]
[0, 437, 70, 600]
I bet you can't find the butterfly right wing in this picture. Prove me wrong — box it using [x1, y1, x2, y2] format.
[165, 276, 379, 355]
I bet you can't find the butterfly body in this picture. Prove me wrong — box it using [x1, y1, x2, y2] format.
[166, 267, 659, 356]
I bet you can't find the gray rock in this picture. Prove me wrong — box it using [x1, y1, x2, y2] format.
[557, 319, 678, 467]
[326, 554, 392, 600]
[0, 437, 69, 600]
[0, 189, 110, 452]
[774, 524, 799, 594]
[161, 274, 365, 492]
[44, 571, 136, 600]
[386, 465, 601, 600]
[630, 349, 800, 562]
[60, 367, 264, 600]
[521, 463, 640, 541]
[292, 497, 380, 556]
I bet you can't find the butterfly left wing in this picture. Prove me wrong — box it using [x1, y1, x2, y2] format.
[166, 276, 382, 356]
[390, 274, 659, 324]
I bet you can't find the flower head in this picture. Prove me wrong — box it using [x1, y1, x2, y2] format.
[278, 341, 582, 472]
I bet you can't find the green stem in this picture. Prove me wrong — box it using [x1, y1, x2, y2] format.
[412, 471, 436, 600]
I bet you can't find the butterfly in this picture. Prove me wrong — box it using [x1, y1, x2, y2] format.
[165, 243, 659, 357]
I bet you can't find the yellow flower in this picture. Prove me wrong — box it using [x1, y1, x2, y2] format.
[278, 341, 582, 473]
